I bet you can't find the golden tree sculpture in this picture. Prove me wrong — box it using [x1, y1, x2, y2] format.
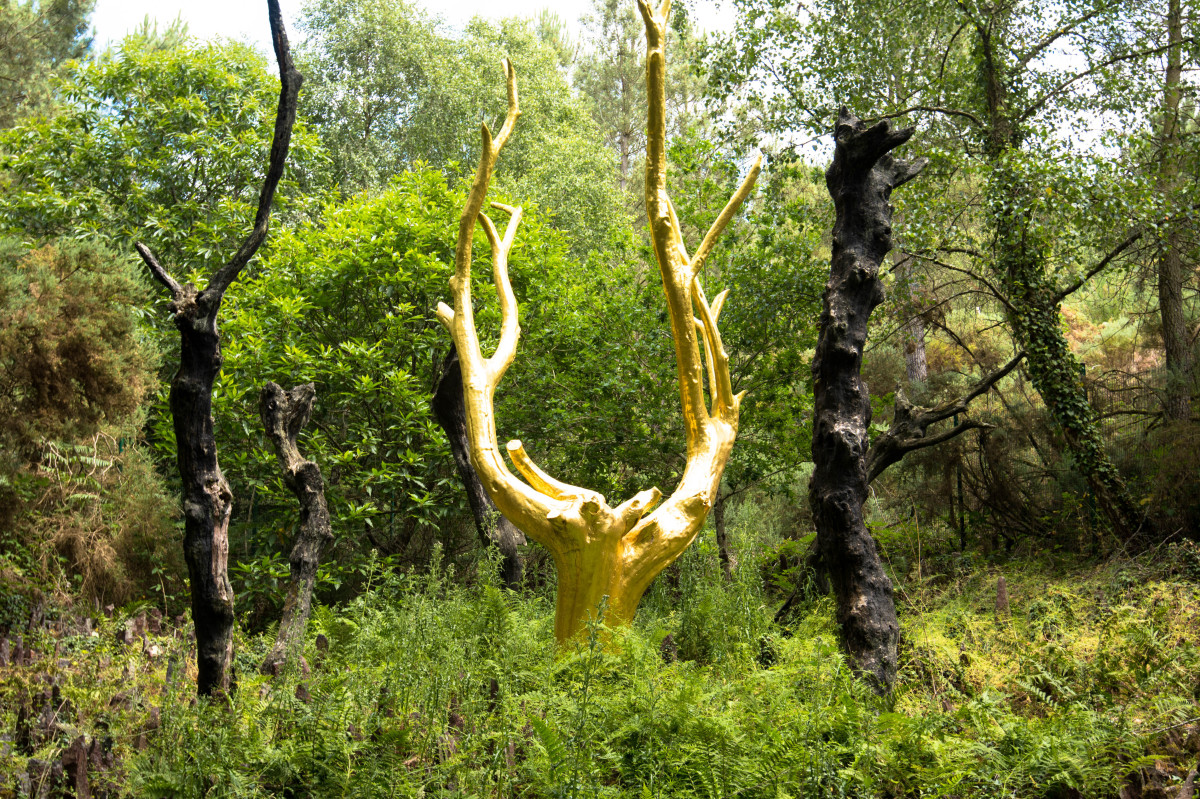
[439, 0, 760, 642]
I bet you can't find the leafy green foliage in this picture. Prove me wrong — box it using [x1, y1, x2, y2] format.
[0, 238, 177, 605]
[296, 0, 624, 255]
[3, 482, 1196, 797]
[0, 239, 154, 458]
[0, 37, 325, 275]
[6, 517, 1186, 798]
[207, 170, 579, 583]
[0, 0, 94, 127]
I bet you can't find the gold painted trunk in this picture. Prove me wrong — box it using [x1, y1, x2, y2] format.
[438, 0, 759, 643]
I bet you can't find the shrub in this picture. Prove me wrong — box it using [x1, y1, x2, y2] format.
[0, 238, 178, 607]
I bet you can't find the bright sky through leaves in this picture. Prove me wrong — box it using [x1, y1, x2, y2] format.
[92, 0, 733, 54]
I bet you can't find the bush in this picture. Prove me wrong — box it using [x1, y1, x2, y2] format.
[0, 238, 179, 607]
[0, 239, 153, 457]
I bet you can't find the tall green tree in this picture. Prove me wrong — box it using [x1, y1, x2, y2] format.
[0, 0, 94, 127]
[712, 0, 1176, 539]
[960, 0, 1160, 538]
[295, 0, 624, 255]
[0, 36, 325, 275]
[575, 0, 647, 194]
[574, 0, 706, 212]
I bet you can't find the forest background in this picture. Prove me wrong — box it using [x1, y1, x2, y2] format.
[1, 0, 1199, 796]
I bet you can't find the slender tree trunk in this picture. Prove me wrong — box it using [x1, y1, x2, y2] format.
[904, 315, 928, 384]
[432, 345, 526, 588]
[618, 129, 631, 193]
[135, 0, 302, 696]
[810, 109, 925, 693]
[713, 486, 734, 581]
[894, 252, 928, 385]
[1158, 0, 1192, 422]
[259, 383, 332, 675]
[172, 300, 235, 696]
[970, 14, 1142, 540]
[987, 156, 1142, 538]
[1001, 244, 1141, 538]
[1160, 235, 1192, 420]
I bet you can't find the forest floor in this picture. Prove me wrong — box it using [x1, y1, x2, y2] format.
[1, 535, 1199, 798]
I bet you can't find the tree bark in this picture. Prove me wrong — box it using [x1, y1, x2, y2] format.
[170, 291, 236, 696]
[713, 486, 734, 581]
[134, 0, 302, 696]
[991, 172, 1143, 539]
[810, 109, 925, 693]
[967, 9, 1143, 541]
[432, 345, 526, 588]
[894, 252, 928, 385]
[259, 383, 332, 675]
[1158, 0, 1192, 422]
[816, 110, 926, 691]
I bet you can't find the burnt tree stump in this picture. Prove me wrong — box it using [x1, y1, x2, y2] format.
[258, 383, 333, 675]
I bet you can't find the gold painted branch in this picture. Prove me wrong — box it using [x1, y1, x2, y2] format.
[439, 4, 759, 642]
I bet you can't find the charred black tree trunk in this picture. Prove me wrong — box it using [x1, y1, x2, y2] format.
[167, 290, 235, 697]
[135, 0, 301, 696]
[432, 345, 526, 588]
[810, 110, 925, 693]
[259, 383, 332, 675]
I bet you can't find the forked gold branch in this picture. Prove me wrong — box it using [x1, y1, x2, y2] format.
[439, 1, 761, 642]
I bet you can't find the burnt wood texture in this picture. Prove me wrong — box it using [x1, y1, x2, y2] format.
[135, 0, 302, 695]
[810, 109, 925, 693]
[432, 345, 527, 588]
[259, 383, 332, 675]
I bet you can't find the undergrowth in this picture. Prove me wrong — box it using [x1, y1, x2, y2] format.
[2, 517, 1199, 797]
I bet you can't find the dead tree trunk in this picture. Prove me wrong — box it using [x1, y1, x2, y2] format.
[134, 0, 301, 696]
[259, 383, 332, 675]
[810, 109, 925, 693]
[432, 345, 526, 588]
